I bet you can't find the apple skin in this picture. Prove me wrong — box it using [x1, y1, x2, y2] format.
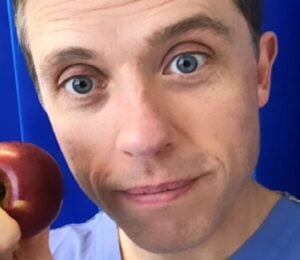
[0, 142, 63, 239]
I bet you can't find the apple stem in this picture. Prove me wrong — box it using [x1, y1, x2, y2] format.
[0, 181, 5, 201]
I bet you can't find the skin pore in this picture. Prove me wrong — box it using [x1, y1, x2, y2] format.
[24, 0, 278, 259]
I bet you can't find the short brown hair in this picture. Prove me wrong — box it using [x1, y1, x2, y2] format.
[13, 0, 263, 84]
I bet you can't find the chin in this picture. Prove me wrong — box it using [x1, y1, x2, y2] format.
[117, 192, 225, 254]
[125, 216, 217, 254]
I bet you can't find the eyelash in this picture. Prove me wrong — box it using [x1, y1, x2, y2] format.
[59, 74, 106, 99]
[161, 40, 213, 77]
[56, 43, 211, 98]
[164, 52, 208, 75]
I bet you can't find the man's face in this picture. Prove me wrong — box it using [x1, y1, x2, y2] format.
[25, 0, 272, 253]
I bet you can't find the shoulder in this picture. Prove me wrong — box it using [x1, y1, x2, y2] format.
[274, 195, 300, 257]
[50, 211, 101, 246]
[232, 195, 300, 259]
[49, 211, 120, 260]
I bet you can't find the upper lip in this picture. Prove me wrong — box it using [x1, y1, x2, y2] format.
[124, 178, 198, 195]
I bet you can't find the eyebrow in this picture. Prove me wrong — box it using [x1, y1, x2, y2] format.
[39, 14, 231, 77]
[146, 13, 232, 47]
[40, 47, 98, 77]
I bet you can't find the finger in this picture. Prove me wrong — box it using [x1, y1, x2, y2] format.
[14, 228, 52, 260]
[0, 252, 14, 260]
[0, 207, 21, 258]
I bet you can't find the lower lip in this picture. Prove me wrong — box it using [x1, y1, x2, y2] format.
[123, 178, 198, 205]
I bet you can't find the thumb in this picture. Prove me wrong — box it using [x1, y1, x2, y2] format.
[0, 207, 21, 260]
[14, 228, 52, 260]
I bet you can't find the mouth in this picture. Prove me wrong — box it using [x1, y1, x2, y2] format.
[122, 177, 199, 206]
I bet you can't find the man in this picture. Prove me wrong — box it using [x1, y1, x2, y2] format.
[1, 0, 300, 259]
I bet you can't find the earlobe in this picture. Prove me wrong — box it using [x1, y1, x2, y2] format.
[257, 32, 278, 108]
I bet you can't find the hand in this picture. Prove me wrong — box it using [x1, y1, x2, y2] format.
[0, 208, 52, 260]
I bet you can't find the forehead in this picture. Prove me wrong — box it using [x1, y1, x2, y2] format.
[24, 0, 240, 28]
[24, 0, 242, 37]
[24, 0, 237, 15]
[24, 0, 248, 66]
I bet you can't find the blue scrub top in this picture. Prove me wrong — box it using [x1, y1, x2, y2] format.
[50, 195, 300, 260]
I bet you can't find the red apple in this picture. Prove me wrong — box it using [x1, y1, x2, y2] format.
[0, 142, 63, 238]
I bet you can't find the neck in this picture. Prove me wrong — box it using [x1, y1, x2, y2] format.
[119, 181, 280, 260]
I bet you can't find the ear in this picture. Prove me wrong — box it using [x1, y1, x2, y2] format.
[257, 32, 278, 108]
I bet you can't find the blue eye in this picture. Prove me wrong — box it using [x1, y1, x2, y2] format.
[65, 76, 94, 94]
[169, 53, 206, 74]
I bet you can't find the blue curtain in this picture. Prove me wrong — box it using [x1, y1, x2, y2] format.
[257, 1, 300, 196]
[1, 1, 299, 228]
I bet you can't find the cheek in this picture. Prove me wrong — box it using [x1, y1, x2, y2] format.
[47, 112, 116, 189]
[49, 117, 122, 207]
[53, 128, 90, 172]
[215, 93, 260, 179]
[176, 78, 260, 178]
[214, 97, 260, 175]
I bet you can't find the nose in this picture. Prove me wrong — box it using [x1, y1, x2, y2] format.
[116, 98, 174, 157]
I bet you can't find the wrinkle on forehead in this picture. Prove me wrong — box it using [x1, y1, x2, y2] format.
[25, 0, 179, 23]
[25, 0, 238, 29]
[25, 0, 229, 43]
[25, 0, 247, 72]
[24, 0, 182, 52]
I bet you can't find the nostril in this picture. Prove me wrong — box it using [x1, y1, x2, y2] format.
[121, 141, 174, 157]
